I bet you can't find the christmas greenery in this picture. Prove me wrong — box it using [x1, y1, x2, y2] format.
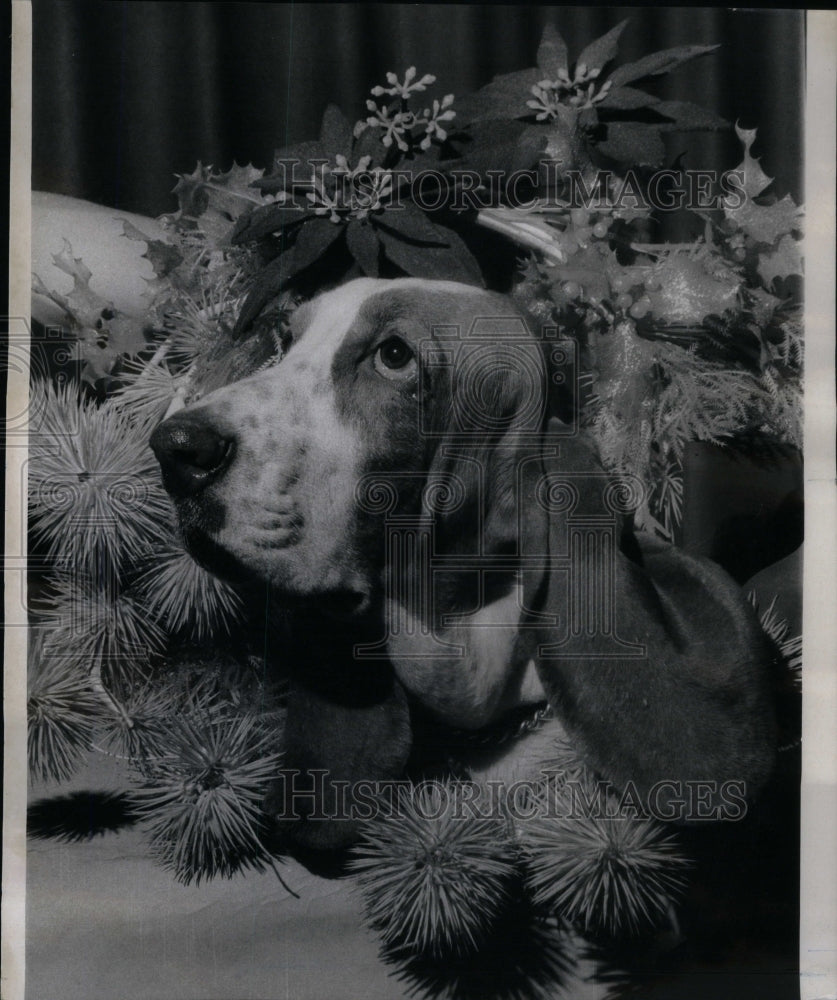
[351, 783, 519, 956]
[29, 19, 802, 961]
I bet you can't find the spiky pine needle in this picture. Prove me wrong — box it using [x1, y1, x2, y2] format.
[112, 359, 184, 422]
[135, 534, 243, 641]
[28, 380, 173, 577]
[28, 633, 103, 783]
[44, 573, 166, 691]
[351, 782, 518, 957]
[750, 591, 802, 687]
[132, 713, 281, 884]
[521, 782, 688, 938]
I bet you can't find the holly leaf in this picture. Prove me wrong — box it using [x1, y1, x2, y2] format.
[120, 220, 183, 279]
[33, 240, 149, 377]
[376, 223, 483, 286]
[346, 220, 381, 276]
[575, 20, 628, 75]
[727, 125, 773, 200]
[34, 240, 115, 327]
[653, 100, 729, 131]
[732, 194, 803, 245]
[319, 104, 354, 161]
[172, 162, 214, 218]
[723, 126, 803, 242]
[607, 44, 719, 87]
[105, 314, 148, 357]
[204, 162, 268, 220]
[596, 86, 659, 111]
[758, 234, 803, 287]
[537, 24, 569, 78]
[595, 122, 666, 167]
[74, 339, 120, 384]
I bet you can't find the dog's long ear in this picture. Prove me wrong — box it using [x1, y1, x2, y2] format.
[264, 618, 412, 852]
[422, 308, 549, 560]
[524, 423, 777, 814]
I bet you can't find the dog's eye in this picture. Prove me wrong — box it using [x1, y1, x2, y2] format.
[373, 337, 416, 378]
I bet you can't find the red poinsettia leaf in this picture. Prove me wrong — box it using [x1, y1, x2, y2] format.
[233, 251, 300, 337]
[352, 123, 389, 165]
[595, 122, 666, 167]
[575, 20, 629, 75]
[607, 44, 719, 88]
[292, 217, 346, 271]
[596, 86, 659, 111]
[454, 69, 542, 124]
[377, 224, 483, 286]
[518, 121, 578, 172]
[230, 203, 312, 245]
[272, 139, 328, 169]
[346, 220, 381, 276]
[452, 118, 552, 176]
[375, 204, 451, 246]
[319, 104, 354, 161]
[653, 101, 729, 131]
[537, 24, 569, 78]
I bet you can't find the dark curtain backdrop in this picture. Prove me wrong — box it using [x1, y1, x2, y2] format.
[32, 3, 804, 219]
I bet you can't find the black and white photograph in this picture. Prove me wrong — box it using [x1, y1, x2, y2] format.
[3, 5, 836, 999]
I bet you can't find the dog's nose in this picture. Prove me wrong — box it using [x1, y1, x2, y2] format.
[150, 415, 234, 498]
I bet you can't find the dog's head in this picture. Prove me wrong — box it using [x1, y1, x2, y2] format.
[150, 278, 553, 849]
[150, 278, 549, 615]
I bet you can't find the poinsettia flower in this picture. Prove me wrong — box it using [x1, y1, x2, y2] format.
[454, 22, 728, 176]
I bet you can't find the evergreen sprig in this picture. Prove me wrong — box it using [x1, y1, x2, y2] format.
[132, 713, 282, 885]
[27, 633, 103, 784]
[29, 380, 172, 576]
[351, 783, 519, 957]
[135, 534, 243, 641]
[521, 783, 688, 937]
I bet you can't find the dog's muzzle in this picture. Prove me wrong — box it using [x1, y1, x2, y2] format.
[150, 415, 234, 498]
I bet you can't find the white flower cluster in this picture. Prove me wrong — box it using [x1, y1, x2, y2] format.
[355, 67, 456, 152]
[306, 155, 395, 222]
[527, 63, 613, 120]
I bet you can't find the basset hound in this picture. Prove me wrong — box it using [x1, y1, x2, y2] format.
[150, 278, 777, 850]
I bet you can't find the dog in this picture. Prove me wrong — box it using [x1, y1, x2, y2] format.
[150, 277, 777, 850]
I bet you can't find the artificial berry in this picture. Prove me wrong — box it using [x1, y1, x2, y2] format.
[570, 208, 590, 228]
[629, 297, 652, 319]
[615, 293, 633, 311]
[562, 281, 582, 298]
[592, 221, 610, 238]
